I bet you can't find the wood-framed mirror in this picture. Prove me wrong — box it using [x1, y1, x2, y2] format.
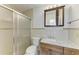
[44, 5, 65, 27]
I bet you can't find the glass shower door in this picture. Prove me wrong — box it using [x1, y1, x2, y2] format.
[0, 6, 13, 55]
[13, 12, 31, 55]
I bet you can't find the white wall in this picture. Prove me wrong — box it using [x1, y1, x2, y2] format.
[68, 5, 79, 45]
[24, 4, 79, 45]
[31, 5, 70, 42]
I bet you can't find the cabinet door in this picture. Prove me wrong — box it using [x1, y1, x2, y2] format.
[64, 47, 79, 55]
[0, 6, 13, 54]
[40, 43, 63, 55]
[40, 47, 50, 55]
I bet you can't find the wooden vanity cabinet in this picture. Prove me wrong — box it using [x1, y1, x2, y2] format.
[40, 42, 79, 55]
[64, 47, 79, 55]
[40, 43, 64, 55]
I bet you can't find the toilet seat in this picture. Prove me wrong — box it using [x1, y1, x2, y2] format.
[25, 45, 37, 55]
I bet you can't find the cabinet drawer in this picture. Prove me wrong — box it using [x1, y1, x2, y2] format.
[40, 47, 49, 55]
[64, 47, 79, 55]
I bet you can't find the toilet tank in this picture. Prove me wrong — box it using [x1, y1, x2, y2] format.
[32, 37, 41, 46]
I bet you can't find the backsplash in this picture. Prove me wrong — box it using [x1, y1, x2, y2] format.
[31, 27, 69, 42]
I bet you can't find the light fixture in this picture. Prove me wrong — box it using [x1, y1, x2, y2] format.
[45, 4, 64, 10]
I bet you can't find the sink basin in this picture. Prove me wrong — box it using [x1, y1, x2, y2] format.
[41, 38, 64, 47]
[41, 38, 57, 43]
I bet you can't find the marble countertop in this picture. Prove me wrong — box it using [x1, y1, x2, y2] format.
[40, 38, 79, 50]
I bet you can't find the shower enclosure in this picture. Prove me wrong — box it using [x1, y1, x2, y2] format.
[0, 5, 31, 55]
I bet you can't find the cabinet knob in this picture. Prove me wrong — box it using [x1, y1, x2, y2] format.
[71, 52, 74, 54]
[48, 49, 52, 55]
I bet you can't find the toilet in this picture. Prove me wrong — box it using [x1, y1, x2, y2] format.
[25, 37, 41, 55]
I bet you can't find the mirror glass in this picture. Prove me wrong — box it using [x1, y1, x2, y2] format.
[44, 6, 64, 27]
[46, 10, 56, 25]
[58, 8, 64, 25]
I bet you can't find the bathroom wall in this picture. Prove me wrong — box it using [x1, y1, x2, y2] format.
[22, 9, 33, 18]
[24, 4, 79, 44]
[24, 5, 69, 42]
[68, 5, 79, 45]
[69, 30, 79, 45]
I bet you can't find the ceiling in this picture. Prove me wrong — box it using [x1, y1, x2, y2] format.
[4, 4, 46, 13]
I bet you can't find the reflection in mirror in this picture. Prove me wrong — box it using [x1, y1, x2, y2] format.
[58, 8, 64, 26]
[46, 10, 56, 25]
